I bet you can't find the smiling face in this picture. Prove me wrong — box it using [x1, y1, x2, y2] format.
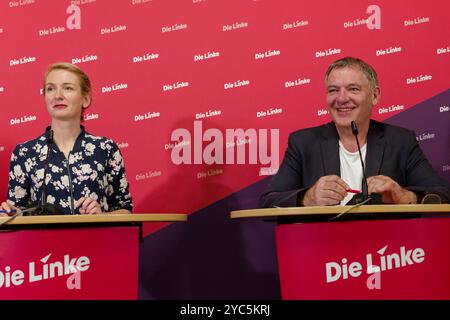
[44, 69, 91, 122]
[325, 66, 380, 131]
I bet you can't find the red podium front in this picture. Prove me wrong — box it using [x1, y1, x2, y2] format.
[0, 213, 186, 300]
[231, 204, 450, 300]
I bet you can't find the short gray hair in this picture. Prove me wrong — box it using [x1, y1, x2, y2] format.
[325, 57, 378, 89]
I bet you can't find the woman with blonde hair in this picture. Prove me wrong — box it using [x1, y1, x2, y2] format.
[1, 62, 133, 216]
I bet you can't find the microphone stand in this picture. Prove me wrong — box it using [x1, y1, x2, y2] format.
[350, 121, 382, 205]
[22, 129, 61, 216]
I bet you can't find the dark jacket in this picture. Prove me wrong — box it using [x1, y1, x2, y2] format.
[260, 120, 450, 207]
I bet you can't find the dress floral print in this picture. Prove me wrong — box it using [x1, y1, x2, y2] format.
[7, 126, 133, 214]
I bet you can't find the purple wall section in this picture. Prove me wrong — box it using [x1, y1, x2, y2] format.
[384, 89, 450, 183]
[138, 89, 450, 299]
[138, 177, 280, 299]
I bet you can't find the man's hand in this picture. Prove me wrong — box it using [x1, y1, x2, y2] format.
[367, 175, 417, 204]
[302, 175, 349, 206]
[75, 197, 102, 215]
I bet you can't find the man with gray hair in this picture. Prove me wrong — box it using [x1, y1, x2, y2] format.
[260, 56, 450, 207]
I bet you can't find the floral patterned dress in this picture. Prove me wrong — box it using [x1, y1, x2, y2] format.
[7, 126, 133, 214]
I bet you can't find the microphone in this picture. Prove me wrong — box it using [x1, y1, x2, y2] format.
[421, 193, 442, 204]
[350, 121, 368, 197]
[350, 121, 382, 205]
[40, 129, 53, 208]
[22, 128, 61, 216]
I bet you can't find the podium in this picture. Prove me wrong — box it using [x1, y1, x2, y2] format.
[0, 213, 187, 300]
[231, 204, 450, 299]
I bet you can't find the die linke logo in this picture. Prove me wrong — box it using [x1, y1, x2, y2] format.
[197, 167, 223, 179]
[440, 105, 449, 113]
[71, 0, 97, 5]
[101, 25, 127, 35]
[0, 253, 90, 290]
[132, 0, 152, 5]
[136, 170, 162, 181]
[283, 19, 309, 30]
[10, 115, 37, 125]
[72, 54, 98, 64]
[164, 81, 189, 92]
[378, 104, 404, 115]
[315, 48, 341, 58]
[194, 51, 220, 62]
[102, 83, 128, 93]
[257, 107, 282, 118]
[134, 111, 160, 122]
[84, 112, 99, 121]
[195, 109, 221, 120]
[343, 5, 381, 29]
[224, 80, 250, 90]
[37, 5, 78, 37]
[285, 76, 311, 88]
[406, 74, 432, 85]
[8, 0, 35, 8]
[376, 46, 402, 57]
[38, 3, 82, 36]
[255, 49, 280, 60]
[133, 52, 159, 63]
[318, 108, 329, 117]
[39, 26, 65, 37]
[416, 132, 436, 142]
[223, 22, 248, 32]
[162, 23, 187, 33]
[404, 16, 430, 27]
[325, 245, 425, 284]
[170, 121, 279, 175]
[67, 4, 81, 30]
[437, 46, 450, 55]
[10, 56, 36, 66]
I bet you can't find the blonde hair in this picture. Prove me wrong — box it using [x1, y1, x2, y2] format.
[43, 62, 92, 120]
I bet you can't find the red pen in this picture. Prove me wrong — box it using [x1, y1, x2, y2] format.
[346, 188, 361, 194]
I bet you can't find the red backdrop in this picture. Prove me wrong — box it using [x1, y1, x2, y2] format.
[1, 0, 449, 235]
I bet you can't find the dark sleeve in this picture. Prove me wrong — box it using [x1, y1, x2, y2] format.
[404, 131, 450, 203]
[259, 133, 311, 208]
[7, 145, 32, 209]
[105, 142, 133, 212]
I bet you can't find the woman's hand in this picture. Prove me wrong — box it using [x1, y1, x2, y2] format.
[0, 201, 20, 217]
[75, 197, 102, 214]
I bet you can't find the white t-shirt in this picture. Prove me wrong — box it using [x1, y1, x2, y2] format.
[339, 141, 367, 205]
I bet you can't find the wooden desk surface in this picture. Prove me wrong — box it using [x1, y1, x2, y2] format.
[0, 213, 187, 226]
[230, 204, 450, 219]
